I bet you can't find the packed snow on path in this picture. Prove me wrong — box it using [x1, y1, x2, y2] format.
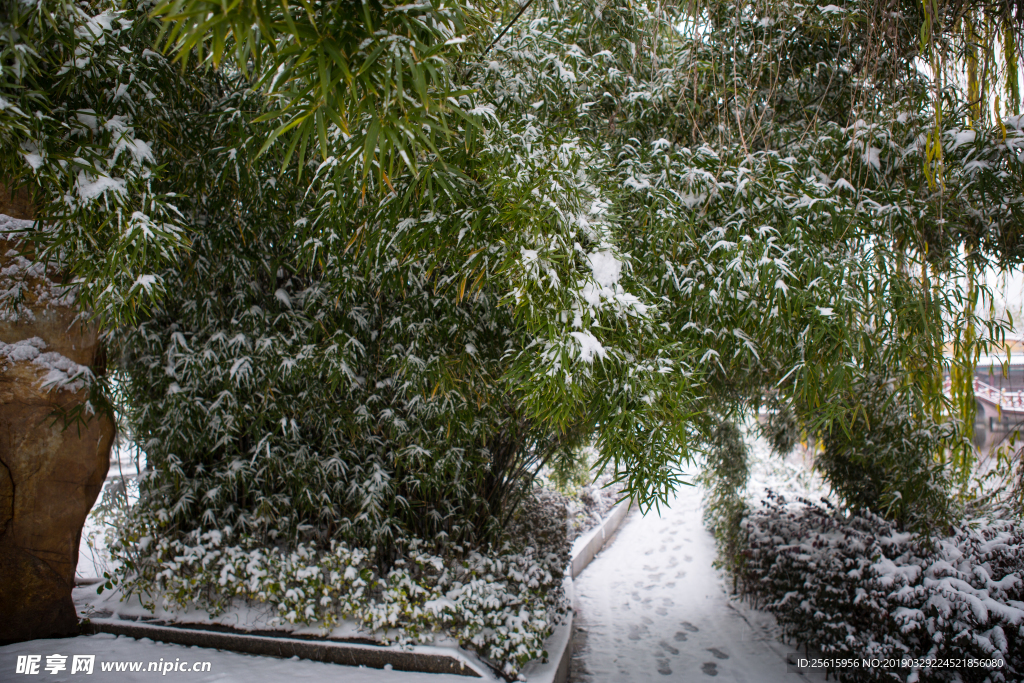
[569, 440, 828, 682]
[0, 633, 496, 682]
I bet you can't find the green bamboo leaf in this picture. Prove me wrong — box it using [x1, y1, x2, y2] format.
[316, 109, 329, 161]
[361, 116, 382, 180]
[317, 47, 330, 102]
[357, 44, 386, 77]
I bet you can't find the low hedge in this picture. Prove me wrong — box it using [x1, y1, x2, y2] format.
[741, 492, 1024, 682]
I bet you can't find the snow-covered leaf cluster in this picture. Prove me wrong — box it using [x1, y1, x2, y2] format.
[0, 221, 77, 322]
[743, 493, 1024, 682]
[0, 0, 192, 325]
[110, 497, 569, 678]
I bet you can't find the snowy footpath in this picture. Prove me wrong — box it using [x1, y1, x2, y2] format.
[568, 484, 825, 683]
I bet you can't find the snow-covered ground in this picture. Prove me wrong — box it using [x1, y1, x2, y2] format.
[568, 432, 828, 682]
[0, 633, 492, 682]
[568, 483, 824, 682]
[744, 432, 828, 506]
[77, 437, 143, 581]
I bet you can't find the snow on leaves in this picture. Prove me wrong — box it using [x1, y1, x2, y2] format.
[1, 0, 189, 325]
[114, 530, 566, 678]
[744, 493, 1024, 682]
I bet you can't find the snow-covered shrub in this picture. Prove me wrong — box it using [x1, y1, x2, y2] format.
[742, 492, 1024, 682]
[109, 530, 567, 678]
[507, 487, 571, 569]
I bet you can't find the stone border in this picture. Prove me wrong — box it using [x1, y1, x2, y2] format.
[82, 619, 486, 678]
[570, 499, 633, 580]
[78, 500, 634, 683]
[522, 498, 633, 683]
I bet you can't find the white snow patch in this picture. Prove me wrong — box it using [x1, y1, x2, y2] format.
[861, 146, 881, 170]
[570, 331, 607, 363]
[949, 129, 976, 151]
[0, 337, 93, 393]
[76, 172, 127, 200]
[587, 250, 622, 288]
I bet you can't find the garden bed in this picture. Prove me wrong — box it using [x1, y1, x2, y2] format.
[75, 478, 639, 681]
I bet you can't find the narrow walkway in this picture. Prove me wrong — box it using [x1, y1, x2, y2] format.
[569, 486, 823, 682]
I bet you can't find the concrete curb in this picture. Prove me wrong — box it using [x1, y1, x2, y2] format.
[82, 619, 487, 678]
[523, 499, 633, 683]
[570, 499, 633, 580]
[79, 500, 634, 683]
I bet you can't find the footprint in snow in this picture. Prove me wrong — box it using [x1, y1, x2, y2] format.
[642, 597, 652, 604]
[673, 631, 688, 642]
[659, 545, 667, 552]
[656, 659, 672, 676]
[631, 591, 641, 601]
[645, 549, 654, 555]
[675, 571, 687, 579]
[658, 640, 679, 656]
[683, 555, 693, 562]
[681, 621, 699, 632]
[701, 662, 718, 676]
[627, 626, 643, 642]
[684, 538, 693, 543]
[672, 545, 682, 550]
[665, 582, 676, 588]
[641, 616, 653, 625]
[707, 648, 729, 660]
[655, 606, 668, 616]
[662, 597, 675, 606]
[634, 581, 645, 588]
[648, 573, 664, 581]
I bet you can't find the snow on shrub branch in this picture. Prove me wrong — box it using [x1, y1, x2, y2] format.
[109, 533, 567, 679]
[742, 493, 1024, 682]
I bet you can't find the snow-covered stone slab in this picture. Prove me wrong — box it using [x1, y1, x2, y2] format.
[570, 498, 632, 579]
[82, 618, 491, 678]
[0, 632, 485, 682]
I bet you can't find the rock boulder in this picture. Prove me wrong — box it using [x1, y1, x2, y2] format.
[0, 188, 113, 643]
